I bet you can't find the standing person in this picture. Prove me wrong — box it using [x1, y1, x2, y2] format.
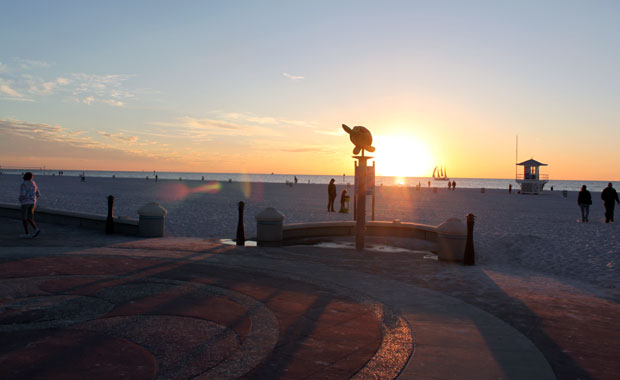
[601, 182, 620, 223]
[19, 172, 40, 238]
[452, 180, 456, 190]
[577, 185, 592, 222]
[327, 178, 337, 212]
[448, 182, 451, 190]
[294, 176, 298, 184]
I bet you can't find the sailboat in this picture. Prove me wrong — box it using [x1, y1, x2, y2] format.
[432, 166, 449, 181]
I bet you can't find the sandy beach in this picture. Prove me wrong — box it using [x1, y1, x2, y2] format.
[0, 174, 618, 300]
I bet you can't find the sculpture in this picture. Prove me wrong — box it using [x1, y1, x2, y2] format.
[342, 124, 375, 155]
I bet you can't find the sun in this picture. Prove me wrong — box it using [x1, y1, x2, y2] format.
[373, 135, 433, 177]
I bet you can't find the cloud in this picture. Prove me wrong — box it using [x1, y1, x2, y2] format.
[98, 131, 138, 143]
[283, 72, 304, 80]
[314, 129, 345, 136]
[0, 80, 25, 98]
[0, 119, 177, 162]
[0, 59, 136, 106]
[280, 146, 330, 153]
[14, 58, 50, 69]
[70, 73, 135, 106]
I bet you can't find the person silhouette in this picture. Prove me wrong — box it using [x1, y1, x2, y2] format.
[327, 178, 337, 212]
[577, 185, 592, 222]
[601, 182, 620, 223]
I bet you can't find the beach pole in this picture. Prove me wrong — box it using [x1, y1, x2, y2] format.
[106, 195, 115, 234]
[236, 201, 245, 246]
[464, 213, 475, 265]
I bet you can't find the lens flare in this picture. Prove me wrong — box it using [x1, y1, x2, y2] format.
[239, 173, 251, 198]
[156, 181, 222, 202]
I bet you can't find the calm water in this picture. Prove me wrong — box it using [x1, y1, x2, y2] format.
[0, 168, 612, 192]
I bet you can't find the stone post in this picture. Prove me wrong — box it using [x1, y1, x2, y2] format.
[437, 218, 467, 262]
[137, 202, 168, 237]
[255, 207, 285, 246]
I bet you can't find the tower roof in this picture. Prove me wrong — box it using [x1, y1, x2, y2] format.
[517, 158, 547, 166]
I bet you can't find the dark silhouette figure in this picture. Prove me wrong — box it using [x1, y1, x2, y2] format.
[452, 180, 456, 190]
[428, 180, 430, 188]
[328, 178, 337, 212]
[448, 181, 452, 190]
[509, 184, 512, 194]
[339, 189, 349, 213]
[601, 182, 620, 223]
[577, 185, 592, 223]
[294, 176, 298, 184]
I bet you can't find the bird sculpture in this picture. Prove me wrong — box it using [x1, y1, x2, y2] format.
[342, 124, 375, 155]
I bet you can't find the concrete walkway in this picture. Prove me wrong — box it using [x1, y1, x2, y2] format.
[1, 218, 603, 379]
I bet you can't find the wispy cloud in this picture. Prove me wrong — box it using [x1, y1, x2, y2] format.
[13, 58, 50, 70]
[280, 146, 330, 153]
[0, 58, 137, 106]
[0, 119, 177, 161]
[98, 131, 139, 143]
[283, 72, 304, 80]
[314, 129, 345, 136]
[70, 73, 135, 106]
[0, 79, 26, 98]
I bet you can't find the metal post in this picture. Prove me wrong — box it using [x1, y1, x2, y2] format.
[106, 195, 115, 234]
[356, 155, 369, 250]
[236, 201, 245, 246]
[464, 213, 475, 265]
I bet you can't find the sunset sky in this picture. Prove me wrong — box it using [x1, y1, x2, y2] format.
[1, 1, 619, 180]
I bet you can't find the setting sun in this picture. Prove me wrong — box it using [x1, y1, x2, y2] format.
[373, 135, 434, 177]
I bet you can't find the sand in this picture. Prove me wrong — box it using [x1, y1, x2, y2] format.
[0, 174, 618, 300]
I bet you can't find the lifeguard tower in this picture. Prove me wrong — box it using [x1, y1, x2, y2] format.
[516, 158, 548, 194]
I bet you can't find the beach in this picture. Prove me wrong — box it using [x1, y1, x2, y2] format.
[0, 174, 618, 299]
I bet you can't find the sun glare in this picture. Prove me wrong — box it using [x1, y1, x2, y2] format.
[373, 135, 433, 177]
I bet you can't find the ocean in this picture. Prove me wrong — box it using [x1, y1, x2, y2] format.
[0, 168, 611, 192]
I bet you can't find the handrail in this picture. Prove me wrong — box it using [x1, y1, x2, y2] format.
[516, 174, 549, 180]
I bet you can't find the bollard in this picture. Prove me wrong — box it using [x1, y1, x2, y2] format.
[106, 195, 115, 234]
[236, 201, 245, 246]
[464, 213, 475, 265]
[137, 203, 168, 237]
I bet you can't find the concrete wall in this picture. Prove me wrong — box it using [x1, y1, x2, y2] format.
[283, 220, 438, 242]
[0, 202, 139, 235]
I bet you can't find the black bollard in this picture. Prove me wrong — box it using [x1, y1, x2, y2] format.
[236, 201, 245, 246]
[464, 213, 475, 265]
[106, 195, 115, 234]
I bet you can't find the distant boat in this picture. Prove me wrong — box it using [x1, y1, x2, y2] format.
[433, 166, 449, 181]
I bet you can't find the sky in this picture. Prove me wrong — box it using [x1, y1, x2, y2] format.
[1, 1, 619, 180]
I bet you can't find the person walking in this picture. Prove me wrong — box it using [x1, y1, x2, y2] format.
[327, 178, 337, 212]
[452, 180, 456, 190]
[577, 185, 592, 222]
[601, 182, 620, 223]
[19, 172, 41, 238]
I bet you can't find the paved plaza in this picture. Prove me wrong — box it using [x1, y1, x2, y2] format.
[1, 219, 618, 379]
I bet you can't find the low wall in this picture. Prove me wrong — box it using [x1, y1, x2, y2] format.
[0, 203, 139, 235]
[283, 220, 438, 242]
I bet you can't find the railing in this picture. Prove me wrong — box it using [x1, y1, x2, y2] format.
[516, 174, 549, 180]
